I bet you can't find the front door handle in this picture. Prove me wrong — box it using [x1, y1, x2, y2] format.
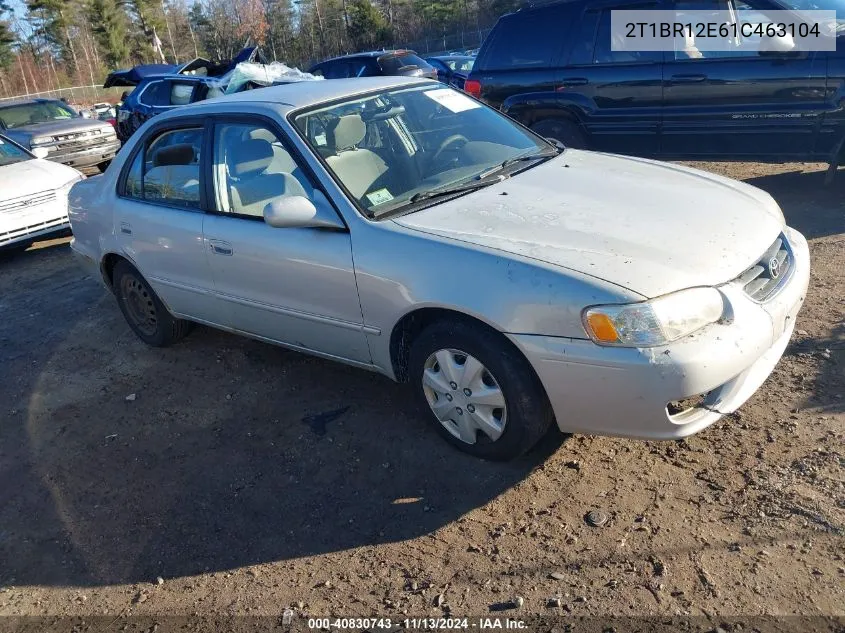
[209, 240, 233, 256]
[670, 73, 707, 83]
[559, 77, 589, 88]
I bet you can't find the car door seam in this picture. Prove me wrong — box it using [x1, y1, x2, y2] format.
[215, 290, 381, 335]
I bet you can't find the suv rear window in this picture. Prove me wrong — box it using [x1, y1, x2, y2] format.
[480, 7, 571, 70]
[379, 53, 429, 73]
[140, 80, 196, 107]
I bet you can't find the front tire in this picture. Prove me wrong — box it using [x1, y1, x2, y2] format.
[409, 320, 554, 461]
[112, 260, 192, 347]
[531, 118, 587, 149]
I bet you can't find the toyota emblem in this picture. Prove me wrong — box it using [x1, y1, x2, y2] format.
[768, 257, 781, 279]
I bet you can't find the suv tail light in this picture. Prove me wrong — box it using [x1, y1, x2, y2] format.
[464, 78, 481, 98]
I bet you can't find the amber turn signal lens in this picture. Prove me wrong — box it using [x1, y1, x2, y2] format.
[586, 312, 620, 343]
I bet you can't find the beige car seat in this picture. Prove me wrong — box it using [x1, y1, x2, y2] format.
[228, 138, 307, 217]
[325, 114, 389, 199]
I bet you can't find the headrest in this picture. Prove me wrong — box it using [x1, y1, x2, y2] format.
[230, 138, 273, 177]
[249, 127, 277, 143]
[153, 143, 195, 167]
[328, 114, 366, 151]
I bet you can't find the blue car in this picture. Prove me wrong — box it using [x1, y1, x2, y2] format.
[106, 47, 269, 142]
[114, 74, 224, 142]
[425, 56, 475, 91]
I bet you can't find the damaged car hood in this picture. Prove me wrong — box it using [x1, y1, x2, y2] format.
[393, 150, 785, 298]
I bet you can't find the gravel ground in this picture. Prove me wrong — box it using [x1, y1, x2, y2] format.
[0, 161, 842, 631]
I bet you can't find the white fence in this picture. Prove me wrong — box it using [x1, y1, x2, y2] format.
[0, 84, 124, 106]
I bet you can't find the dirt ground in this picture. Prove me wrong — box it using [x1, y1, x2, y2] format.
[0, 161, 842, 631]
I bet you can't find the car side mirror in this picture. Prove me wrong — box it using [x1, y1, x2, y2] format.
[263, 192, 345, 230]
[760, 32, 797, 56]
[31, 147, 49, 159]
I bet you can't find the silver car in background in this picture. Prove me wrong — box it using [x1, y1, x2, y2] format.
[68, 77, 809, 460]
[0, 98, 120, 172]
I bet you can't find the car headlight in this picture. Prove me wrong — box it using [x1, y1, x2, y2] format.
[31, 136, 53, 147]
[582, 287, 725, 347]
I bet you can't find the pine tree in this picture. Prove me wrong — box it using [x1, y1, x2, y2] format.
[347, 0, 391, 50]
[89, 0, 129, 68]
[0, 1, 15, 69]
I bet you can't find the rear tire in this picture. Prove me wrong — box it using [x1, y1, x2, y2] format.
[409, 320, 554, 461]
[112, 260, 192, 347]
[531, 118, 587, 149]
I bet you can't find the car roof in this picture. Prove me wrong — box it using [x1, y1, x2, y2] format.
[0, 97, 62, 109]
[429, 55, 475, 61]
[170, 76, 431, 116]
[138, 73, 213, 83]
[316, 49, 419, 63]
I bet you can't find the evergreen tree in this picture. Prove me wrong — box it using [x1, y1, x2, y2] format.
[347, 0, 391, 50]
[0, 1, 15, 69]
[89, 0, 129, 68]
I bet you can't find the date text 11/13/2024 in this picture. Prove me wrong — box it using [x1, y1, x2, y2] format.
[305, 617, 527, 629]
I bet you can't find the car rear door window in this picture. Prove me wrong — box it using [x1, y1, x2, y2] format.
[138, 81, 170, 106]
[379, 53, 428, 73]
[482, 9, 569, 70]
[123, 127, 203, 208]
[593, 9, 663, 63]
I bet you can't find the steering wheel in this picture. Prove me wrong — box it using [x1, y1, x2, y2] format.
[430, 134, 469, 169]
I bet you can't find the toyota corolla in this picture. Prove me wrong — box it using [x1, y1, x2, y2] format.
[68, 77, 810, 460]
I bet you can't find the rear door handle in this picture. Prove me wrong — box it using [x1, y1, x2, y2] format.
[209, 240, 233, 256]
[559, 78, 589, 88]
[120, 222, 132, 235]
[670, 74, 707, 83]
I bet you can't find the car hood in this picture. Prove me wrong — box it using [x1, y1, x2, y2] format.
[0, 158, 80, 199]
[7, 118, 114, 139]
[393, 150, 785, 298]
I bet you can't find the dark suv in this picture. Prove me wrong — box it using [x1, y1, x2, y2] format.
[309, 50, 438, 80]
[467, 0, 845, 172]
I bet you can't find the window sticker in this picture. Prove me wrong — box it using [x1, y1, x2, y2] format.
[366, 188, 394, 205]
[423, 88, 481, 113]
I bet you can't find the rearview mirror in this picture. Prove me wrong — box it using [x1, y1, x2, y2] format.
[263, 194, 345, 230]
[31, 147, 49, 159]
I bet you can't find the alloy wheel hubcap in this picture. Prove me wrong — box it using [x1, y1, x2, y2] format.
[121, 276, 158, 336]
[422, 348, 507, 445]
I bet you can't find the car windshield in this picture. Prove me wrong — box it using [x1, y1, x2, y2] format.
[293, 84, 551, 218]
[0, 101, 77, 129]
[0, 136, 32, 166]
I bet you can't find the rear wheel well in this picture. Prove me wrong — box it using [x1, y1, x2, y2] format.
[390, 308, 520, 383]
[101, 253, 127, 291]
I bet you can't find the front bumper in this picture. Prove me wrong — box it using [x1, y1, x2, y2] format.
[47, 140, 120, 169]
[510, 226, 811, 440]
[0, 215, 69, 248]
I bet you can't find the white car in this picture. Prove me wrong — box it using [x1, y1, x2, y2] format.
[69, 78, 810, 460]
[0, 135, 83, 249]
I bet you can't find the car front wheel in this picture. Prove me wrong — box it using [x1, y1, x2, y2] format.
[409, 320, 554, 460]
[112, 260, 192, 347]
[531, 118, 587, 150]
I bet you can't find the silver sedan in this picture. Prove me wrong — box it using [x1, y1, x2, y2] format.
[69, 77, 810, 460]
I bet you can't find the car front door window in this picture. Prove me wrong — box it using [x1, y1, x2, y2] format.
[212, 123, 314, 218]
